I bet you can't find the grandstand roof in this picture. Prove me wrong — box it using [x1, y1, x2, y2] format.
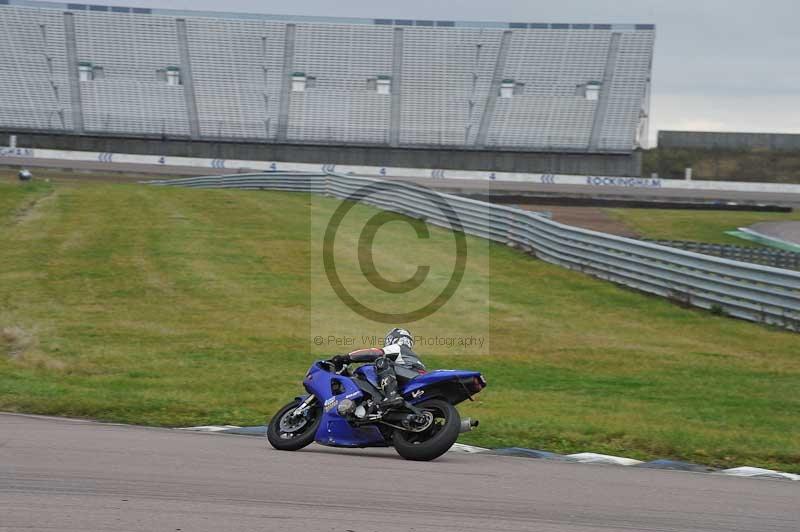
[3, 0, 655, 31]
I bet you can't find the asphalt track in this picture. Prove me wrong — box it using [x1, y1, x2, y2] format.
[748, 221, 800, 245]
[1, 414, 797, 532]
[3, 156, 800, 207]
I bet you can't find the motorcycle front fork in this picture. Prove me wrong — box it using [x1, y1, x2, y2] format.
[292, 395, 317, 417]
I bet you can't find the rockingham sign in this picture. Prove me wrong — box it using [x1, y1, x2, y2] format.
[584, 176, 662, 188]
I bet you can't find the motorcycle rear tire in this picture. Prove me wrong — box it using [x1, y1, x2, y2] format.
[392, 399, 461, 461]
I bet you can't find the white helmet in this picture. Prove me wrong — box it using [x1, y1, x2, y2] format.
[384, 328, 413, 349]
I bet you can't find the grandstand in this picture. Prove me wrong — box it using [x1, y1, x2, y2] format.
[0, 0, 655, 174]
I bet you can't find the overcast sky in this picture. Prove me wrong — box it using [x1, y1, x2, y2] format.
[96, 0, 799, 145]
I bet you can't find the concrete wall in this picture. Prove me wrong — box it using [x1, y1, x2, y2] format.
[659, 130, 800, 152]
[2, 130, 643, 176]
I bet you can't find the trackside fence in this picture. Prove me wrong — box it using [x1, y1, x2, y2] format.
[644, 240, 800, 272]
[147, 172, 800, 332]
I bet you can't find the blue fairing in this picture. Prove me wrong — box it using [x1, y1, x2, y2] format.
[304, 361, 385, 447]
[354, 365, 380, 388]
[356, 366, 480, 402]
[402, 370, 481, 392]
[301, 361, 485, 448]
[401, 370, 482, 402]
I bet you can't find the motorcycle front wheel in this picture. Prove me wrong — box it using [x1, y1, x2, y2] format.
[267, 399, 321, 451]
[392, 399, 461, 461]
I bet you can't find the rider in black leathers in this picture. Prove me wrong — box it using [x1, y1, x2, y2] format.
[330, 328, 424, 409]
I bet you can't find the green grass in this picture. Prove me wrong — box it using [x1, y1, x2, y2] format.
[0, 180, 53, 225]
[1, 179, 799, 472]
[607, 208, 800, 247]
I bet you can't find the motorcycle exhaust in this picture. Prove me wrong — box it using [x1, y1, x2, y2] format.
[460, 418, 479, 433]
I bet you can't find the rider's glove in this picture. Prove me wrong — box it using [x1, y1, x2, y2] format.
[330, 354, 350, 367]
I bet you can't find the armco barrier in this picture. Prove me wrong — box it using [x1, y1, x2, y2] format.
[147, 172, 327, 195]
[645, 239, 800, 271]
[147, 172, 800, 331]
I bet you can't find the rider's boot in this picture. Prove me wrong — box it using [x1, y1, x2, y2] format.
[380, 386, 404, 409]
[376, 357, 404, 409]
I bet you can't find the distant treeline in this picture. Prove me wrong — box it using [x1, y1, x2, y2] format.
[643, 148, 800, 184]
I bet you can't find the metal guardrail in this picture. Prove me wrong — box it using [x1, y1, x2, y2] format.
[146, 172, 327, 194]
[147, 172, 800, 331]
[644, 239, 800, 272]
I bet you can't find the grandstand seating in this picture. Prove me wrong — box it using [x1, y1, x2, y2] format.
[73, 11, 190, 136]
[0, 1, 655, 153]
[399, 26, 502, 146]
[186, 18, 285, 140]
[287, 23, 394, 144]
[0, 5, 74, 130]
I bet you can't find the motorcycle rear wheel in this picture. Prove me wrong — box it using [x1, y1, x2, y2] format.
[267, 399, 321, 451]
[392, 399, 461, 461]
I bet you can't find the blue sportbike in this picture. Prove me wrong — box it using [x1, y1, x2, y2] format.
[267, 359, 486, 461]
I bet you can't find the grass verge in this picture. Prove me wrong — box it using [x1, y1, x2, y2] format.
[0, 178, 798, 472]
[606, 208, 800, 247]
